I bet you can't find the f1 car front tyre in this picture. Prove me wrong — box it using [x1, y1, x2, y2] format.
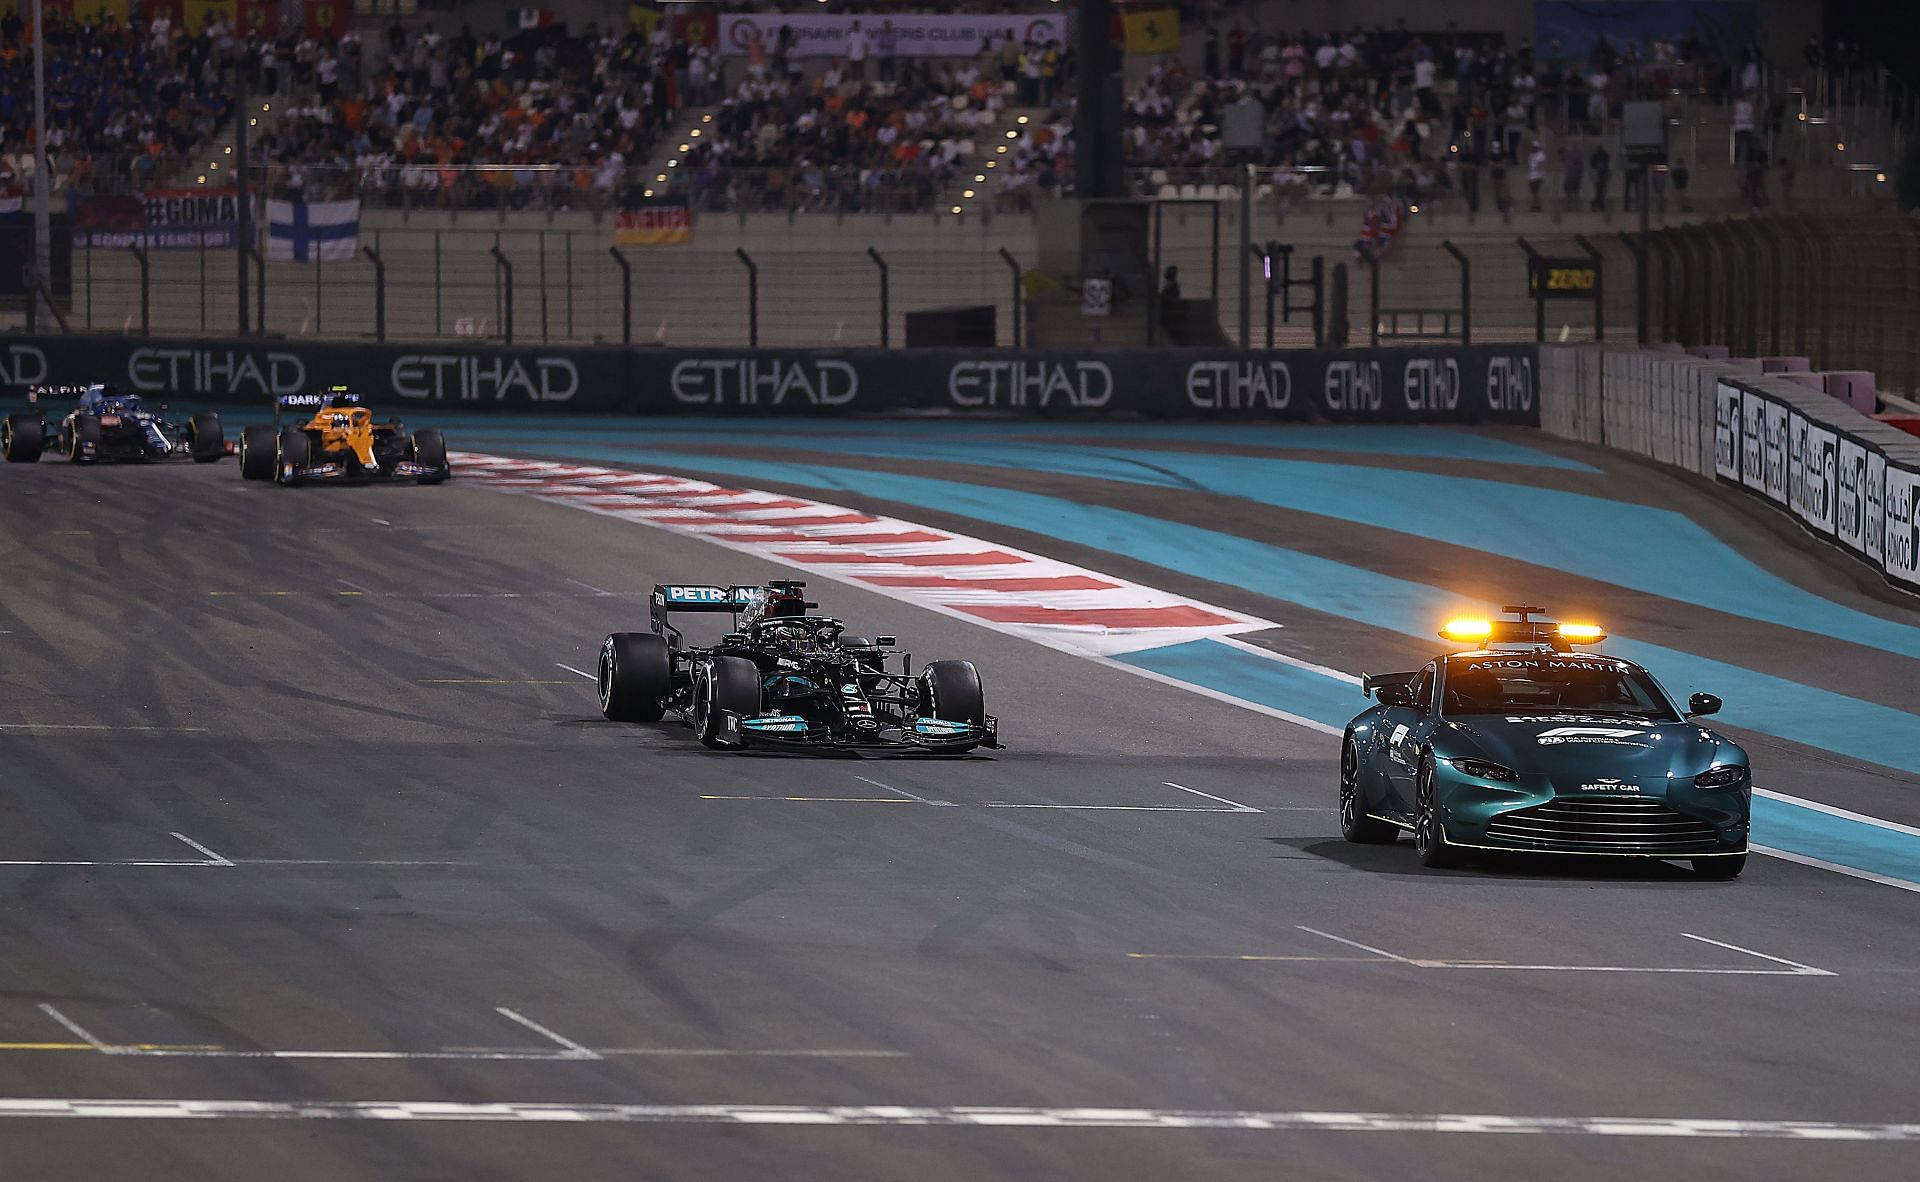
[697, 655, 763, 749]
[411, 428, 450, 482]
[1693, 855, 1747, 879]
[921, 660, 985, 725]
[67, 415, 101, 463]
[277, 427, 313, 482]
[239, 425, 277, 481]
[1339, 737, 1399, 844]
[1, 414, 43, 463]
[599, 632, 671, 723]
[189, 413, 225, 462]
[1413, 757, 1464, 869]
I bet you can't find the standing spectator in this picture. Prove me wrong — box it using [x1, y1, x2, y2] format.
[1227, 23, 1245, 76]
[1203, 26, 1220, 80]
[846, 19, 868, 82]
[1732, 90, 1754, 161]
[316, 44, 338, 104]
[875, 20, 897, 84]
[1560, 144, 1584, 209]
[1623, 159, 1643, 211]
[1158, 266, 1186, 342]
[1527, 139, 1547, 210]
[1589, 142, 1611, 210]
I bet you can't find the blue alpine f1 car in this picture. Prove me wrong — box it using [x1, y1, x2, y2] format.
[1340, 606, 1750, 878]
[2, 385, 225, 464]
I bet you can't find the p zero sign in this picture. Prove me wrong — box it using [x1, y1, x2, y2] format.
[1527, 258, 1599, 299]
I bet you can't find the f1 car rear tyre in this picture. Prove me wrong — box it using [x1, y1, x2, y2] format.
[1, 414, 43, 463]
[67, 415, 101, 463]
[921, 660, 985, 724]
[412, 428, 449, 482]
[599, 632, 671, 723]
[697, 655, 763, 749]
[1339, 737, 1399, 844]
[189, 413, 225, 462]
[277, 427, 313, 481]
[239, 425, 277, 481]
[1693, 855, 1746, 879]
[1413, 758, 1464, 869]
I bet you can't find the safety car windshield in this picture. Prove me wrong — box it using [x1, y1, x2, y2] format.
[1443, 655, 1677, 720]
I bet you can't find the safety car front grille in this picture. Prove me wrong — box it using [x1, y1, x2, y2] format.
[1484, 797, 1723, 853]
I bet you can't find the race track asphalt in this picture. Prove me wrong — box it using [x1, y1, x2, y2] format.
[2, 425, 1918, 1181]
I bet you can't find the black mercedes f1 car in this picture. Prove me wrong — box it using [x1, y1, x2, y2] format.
[597, 580, 999, 753]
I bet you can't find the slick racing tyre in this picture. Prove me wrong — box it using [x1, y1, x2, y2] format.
[1339, 736, 1399, 844]
[411, 428, 449, 483]
[696, 655, 763, 749]
[277, 427, 313, 482]
[1693, 855, 1747, 880]
[189, 413, 226, 463]
[599, 632, 671, 723]
[1, 414, 43, 463]
[239, 425, 277, 481]
[1413, 757, 1463, 869]
[67, 415, 101, 463]
[920, 660, 984, 725]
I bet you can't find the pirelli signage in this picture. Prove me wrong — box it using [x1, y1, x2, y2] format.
[1527, 257, 1600, 300]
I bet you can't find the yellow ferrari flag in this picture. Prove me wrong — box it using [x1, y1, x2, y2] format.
[1122, 8, 1180, 55]
[628, 4, 661, 38]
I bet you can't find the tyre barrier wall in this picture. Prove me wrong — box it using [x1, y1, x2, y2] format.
[1541, 346, 1920, 598]
[0, 335, 1541, 424]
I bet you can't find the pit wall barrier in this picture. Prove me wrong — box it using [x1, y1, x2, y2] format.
[0, 336, 1540, 425]
[1541, 346, 1920, 598]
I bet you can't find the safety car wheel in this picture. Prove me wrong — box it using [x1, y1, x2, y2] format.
[1, 414, 43, 462]
[67, 415, 101, 463]
[239, 425, 277, 481]
[1339, 736, 1399, 844]
[276, 427, 313, 483]
[921, 660, 985, 724]
[189, 413, 225, 462]
[697, 655, 762, 749]
[599, 633, 671, 723]
[1413, 757, 1463, 869]
[411, 428, 449, 483]
[1692, 855, 1746, 880]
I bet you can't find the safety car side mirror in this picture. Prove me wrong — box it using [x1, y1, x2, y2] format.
[1376, 684, 1416, 708]
[1686, 692, 1721, 718]
[874, 636, 897, 647]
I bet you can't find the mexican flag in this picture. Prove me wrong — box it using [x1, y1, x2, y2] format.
[508, 9, 555, 29]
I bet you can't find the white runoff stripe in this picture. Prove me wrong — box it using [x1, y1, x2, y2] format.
[0, 1099, 1915, 1139]
[454, 453, 1273, 656]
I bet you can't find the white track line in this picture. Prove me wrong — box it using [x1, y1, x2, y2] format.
[36, 1006, 113, 1053]
[853, 776, 955, 807]
[169, 833, 234, 867]
[0, 1100, 1914, 1138]
[1680, 933, 1835, 976]
[1751, 845, 1920, 896]
[1755, 789, 1920, 839]
[984, 804, 1259, 813]
[494, 1009, 600, 1060]
[1162, 782, 1261, 813]
[1295, 926, 1412, 963]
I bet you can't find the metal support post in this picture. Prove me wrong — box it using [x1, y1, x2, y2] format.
[491, 245, 514, 344]
[998, 247, 1022, 348]
[1572, 234, 1605, 341]
[362, 244, 386, 342]
[609, 246, 632, 345]
[867, 246, 890, 348]
[1442, 239, 1471, 345]
[736, 248, 758, 347]
[129, 242, 150, 335]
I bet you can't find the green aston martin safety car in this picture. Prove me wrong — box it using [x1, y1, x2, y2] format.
[1339, 606, 1750, 878]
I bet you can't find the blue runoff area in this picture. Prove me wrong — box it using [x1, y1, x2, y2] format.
[1120, 638, 1920, 888]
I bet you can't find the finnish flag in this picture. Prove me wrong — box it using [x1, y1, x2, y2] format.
[266, 199, 360, 263]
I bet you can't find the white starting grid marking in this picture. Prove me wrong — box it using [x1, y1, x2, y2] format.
[453, 452, 1275, 658]
[0, 832, 477, 871]
[0, 1099, 1911, 1140]
[16, 1004, 900, 1065]
[1267, 926, 1834, 977]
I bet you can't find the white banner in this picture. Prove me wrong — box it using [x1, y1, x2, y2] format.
[717, 12, 1071, 58]
[1835, 436, 1869, 554]
[1760, 398, 1790, 505]
[1712, 380, 1742, 482]
[1866, 448, 1887, 567]
[1788, 413, 1837, 537]
[1739, 390, 1766, 496]
[1885, 463, 1920, 591]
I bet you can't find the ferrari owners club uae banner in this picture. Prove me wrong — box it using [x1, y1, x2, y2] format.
[137, 0, 292, 37]
[68, 188, 239, 250]
[615, 203, 692, 247]
[717, 11, 1070, 58]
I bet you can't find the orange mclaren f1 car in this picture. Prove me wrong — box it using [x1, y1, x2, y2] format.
[238, 387, 450, 485]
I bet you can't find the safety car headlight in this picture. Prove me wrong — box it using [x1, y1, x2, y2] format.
[1450, 758, 1518, 783]
[1692, 764, 1749, 789]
